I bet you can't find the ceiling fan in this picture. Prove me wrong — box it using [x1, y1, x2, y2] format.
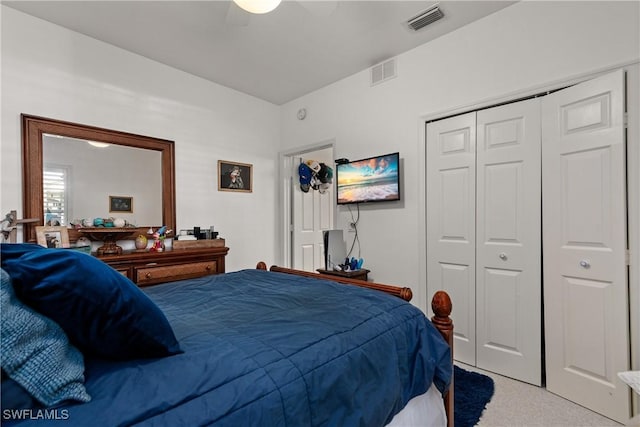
[226, 0, 339, 26]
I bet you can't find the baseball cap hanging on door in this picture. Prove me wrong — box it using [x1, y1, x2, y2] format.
[305, 160, 321, 174]
[298, 163, 313, 193]
[317, 163, 333, 183]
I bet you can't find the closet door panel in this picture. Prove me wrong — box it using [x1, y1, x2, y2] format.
[476, 98, 542, 385]
[542, 70, 629, 423]
[427, 112, 477, 365]
[483, 163, 521, 249]
[482, 267, 520, 347]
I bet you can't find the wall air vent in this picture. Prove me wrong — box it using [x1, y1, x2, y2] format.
[370, 58, 397, 86]
[407, 4, 444, 31]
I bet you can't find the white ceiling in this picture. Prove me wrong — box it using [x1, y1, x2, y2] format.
[4, 1, 516, 105]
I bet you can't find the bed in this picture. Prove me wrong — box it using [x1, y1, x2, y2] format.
[0, 244, 453, 426]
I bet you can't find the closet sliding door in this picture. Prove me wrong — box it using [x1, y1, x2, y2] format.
[427, 68, 631, 420]
[426, 99, 542, 385]
[542, 69, 630, 423]
[476, 99, 542, 386]
[426, 112, 477, 366]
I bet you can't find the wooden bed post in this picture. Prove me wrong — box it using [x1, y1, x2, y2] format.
[431, 290, 454, 427]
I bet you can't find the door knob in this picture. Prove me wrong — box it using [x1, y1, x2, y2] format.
[579, 260, 591, 269]
[499, 252, 508, 261]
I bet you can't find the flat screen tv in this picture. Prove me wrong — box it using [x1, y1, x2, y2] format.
[336, 152, 400, 205]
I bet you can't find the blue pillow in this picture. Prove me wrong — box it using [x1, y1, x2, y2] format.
[0, 268, 91, 406]
[0, 243, 181, 360]
[0, 242, 46, 260]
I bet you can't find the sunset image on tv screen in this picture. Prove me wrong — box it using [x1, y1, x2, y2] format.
[337, 153, 399, 204]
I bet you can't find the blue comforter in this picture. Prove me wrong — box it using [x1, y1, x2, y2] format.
[7, 269, 451, 426]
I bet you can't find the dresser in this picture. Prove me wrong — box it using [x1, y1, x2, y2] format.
[98, 246, 229, 286]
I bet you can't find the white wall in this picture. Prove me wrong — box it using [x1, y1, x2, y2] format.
[280, 1, 640, 315]
[0, 6, 281, 271]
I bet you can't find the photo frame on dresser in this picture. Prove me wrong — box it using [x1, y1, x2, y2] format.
[218, 160, 253, 193]
[35, 225, 70, 248]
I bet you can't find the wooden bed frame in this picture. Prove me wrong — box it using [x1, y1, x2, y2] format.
[256, 262, 454, 427]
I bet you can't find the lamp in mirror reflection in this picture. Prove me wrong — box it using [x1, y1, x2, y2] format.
[87, 141, 110, 148]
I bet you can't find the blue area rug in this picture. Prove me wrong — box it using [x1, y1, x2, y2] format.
[454, 365, 495, 427]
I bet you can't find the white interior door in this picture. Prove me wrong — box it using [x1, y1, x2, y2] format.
[542, 70, 630, 423]
[476, 98, 542, 385]
[426, 112, 477, 366]
[292, 150, 334, 272]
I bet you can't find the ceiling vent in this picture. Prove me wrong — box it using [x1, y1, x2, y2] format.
[370, 58, 397, 86]
[407, 4, 444, 31]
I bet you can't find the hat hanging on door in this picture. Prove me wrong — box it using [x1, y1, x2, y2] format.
[317, 163, 333, 183]
[298, 163, 313, 193]
[299, 160, 333, 193]
[305, 160, 321, 173]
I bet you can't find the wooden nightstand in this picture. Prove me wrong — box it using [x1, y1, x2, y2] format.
[316, 268, 370, 281]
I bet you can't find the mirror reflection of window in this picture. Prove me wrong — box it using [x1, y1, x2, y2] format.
[43, 164, 70, 226]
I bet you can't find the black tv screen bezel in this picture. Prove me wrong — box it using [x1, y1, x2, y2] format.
[335, 152, 401, 205]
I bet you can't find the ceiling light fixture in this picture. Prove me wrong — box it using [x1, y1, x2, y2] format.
[233, 0, 281, 14]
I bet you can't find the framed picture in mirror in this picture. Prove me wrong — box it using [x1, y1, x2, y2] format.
[109, 196, 133, 213]
[35, 226, 70, 248]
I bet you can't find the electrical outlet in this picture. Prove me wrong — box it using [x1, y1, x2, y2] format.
[348, 222, 357, 232]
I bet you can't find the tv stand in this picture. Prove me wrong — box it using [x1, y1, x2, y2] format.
[316, 268, 369, 282]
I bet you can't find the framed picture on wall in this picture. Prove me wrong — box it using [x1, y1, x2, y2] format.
[35, 225, 70, 248]
[109, 195, 133, 213]
[218, 160, 253, 193]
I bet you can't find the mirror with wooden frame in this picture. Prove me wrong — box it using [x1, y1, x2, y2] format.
[21, 114, 176, 244]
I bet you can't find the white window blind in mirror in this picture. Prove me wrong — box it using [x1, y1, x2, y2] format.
[43, 165, 70, 226]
